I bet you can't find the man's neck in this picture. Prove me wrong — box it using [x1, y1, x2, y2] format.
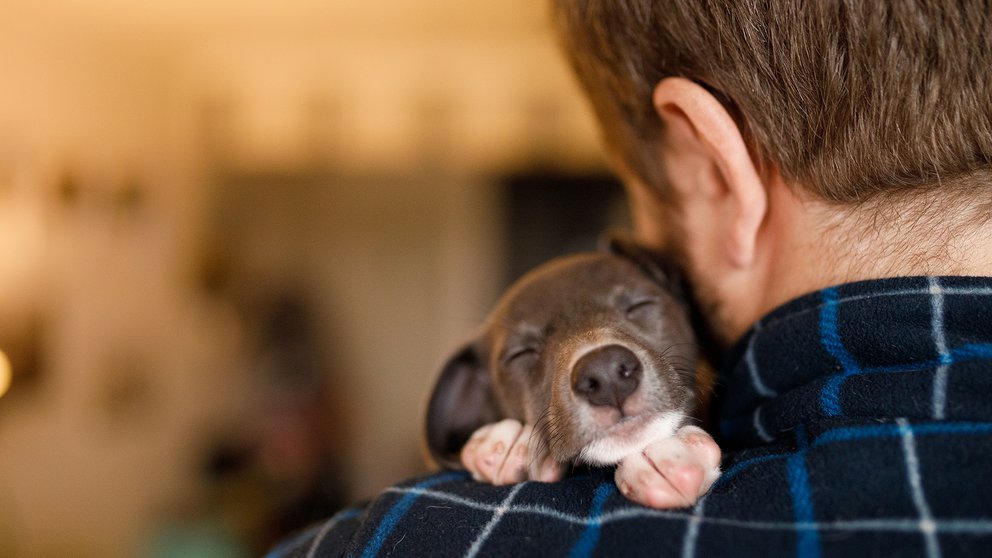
[759, 183, 992, 327]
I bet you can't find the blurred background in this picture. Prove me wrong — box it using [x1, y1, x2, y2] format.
[0, 1, 627, 556]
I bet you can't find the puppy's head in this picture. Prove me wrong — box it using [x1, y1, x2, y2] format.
[424, 238, 698, 470]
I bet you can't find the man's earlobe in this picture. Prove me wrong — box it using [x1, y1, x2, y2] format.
[652, 77, 768, 268]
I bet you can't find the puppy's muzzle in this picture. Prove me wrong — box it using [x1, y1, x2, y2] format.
[571, 344, 642, 410]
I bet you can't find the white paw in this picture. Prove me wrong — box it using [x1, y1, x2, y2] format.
[614, 425, 721, 509]
[460, 419, 564, 484]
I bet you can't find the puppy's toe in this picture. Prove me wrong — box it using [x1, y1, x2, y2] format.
[460, 424, 494, 481]
[492, 431, 531, 485]
[677, 426, 721, 474]
[616, 433, 721, 509]
[616, 452, 697, 509]
[675, 426, 722, 490]
[463, 419, 525, 484]
[530, 455, 565, 483]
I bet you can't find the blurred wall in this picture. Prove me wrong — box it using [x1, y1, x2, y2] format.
[0, 2, 607, 557]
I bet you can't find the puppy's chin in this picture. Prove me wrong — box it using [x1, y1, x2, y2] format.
[576, 411, 685, 466]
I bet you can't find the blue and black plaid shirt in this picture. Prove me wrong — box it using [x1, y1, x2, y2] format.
[269, 276, 992, 557]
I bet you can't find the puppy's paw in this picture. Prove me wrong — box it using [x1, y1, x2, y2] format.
[614, 425, 721, 509]
[461, 419, 564, 485]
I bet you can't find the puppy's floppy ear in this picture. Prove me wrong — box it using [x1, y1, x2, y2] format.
[600, 229, 686, 300]
[424, 342, 500, 470]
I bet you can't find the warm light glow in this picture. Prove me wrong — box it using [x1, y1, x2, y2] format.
[0, 349, 11, 399]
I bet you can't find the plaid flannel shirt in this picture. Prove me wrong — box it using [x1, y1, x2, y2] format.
[269, 276, 992, 557]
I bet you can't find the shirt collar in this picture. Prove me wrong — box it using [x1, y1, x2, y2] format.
[716, 276, 992, 448]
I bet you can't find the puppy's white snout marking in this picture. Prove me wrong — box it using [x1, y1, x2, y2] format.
[571, 344, 642, 409]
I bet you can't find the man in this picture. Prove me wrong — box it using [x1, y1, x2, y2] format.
[271, 2, 992, 556]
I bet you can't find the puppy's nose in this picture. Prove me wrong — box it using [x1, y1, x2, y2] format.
[571, 344, 642, 409]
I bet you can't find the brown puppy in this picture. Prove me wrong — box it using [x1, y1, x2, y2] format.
[425, 238, 720, 508]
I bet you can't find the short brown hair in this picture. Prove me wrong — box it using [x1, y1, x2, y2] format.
[552, 1, 992, 204]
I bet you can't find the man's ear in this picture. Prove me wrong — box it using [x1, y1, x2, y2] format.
[423, 342, 500, 470]
[652, 77, 768, 268]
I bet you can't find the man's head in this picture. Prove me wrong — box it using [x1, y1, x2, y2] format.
[552, 1, 992, 346]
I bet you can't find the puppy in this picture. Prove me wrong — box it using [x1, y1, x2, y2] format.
[424, 237, 721, 509]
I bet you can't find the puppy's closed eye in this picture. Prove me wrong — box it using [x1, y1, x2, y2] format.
[625, 299, 660, 321]
[502, 347, 539, 368]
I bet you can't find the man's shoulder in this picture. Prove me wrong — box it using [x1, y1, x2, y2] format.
[269, 421, 992, 557]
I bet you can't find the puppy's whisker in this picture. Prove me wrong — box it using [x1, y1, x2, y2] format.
[526, 406, 556, 471]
